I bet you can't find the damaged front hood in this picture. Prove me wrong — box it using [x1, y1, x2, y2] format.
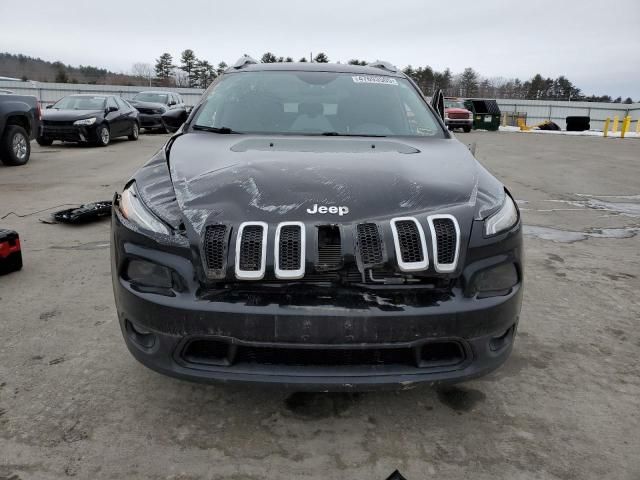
[160, 132, 504, 234]
[129, 100, 166, 110]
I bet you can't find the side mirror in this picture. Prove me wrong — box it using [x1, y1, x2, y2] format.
[46, 104, 53, 109]
[168, 101, 176, 106]
[161, 108, 188, 132]
[107, 106, 118, 113]
[430, 89, 445, 121]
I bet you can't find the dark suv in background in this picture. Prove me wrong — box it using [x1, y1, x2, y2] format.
[128, 91, 186, 133]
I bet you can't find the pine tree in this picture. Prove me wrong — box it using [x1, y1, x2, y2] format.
[261, 52, 277, 63]
[313, 52, 329, 63]
[194, 60, 216, 89]
[459, 67, 479, 97]
[180, 49, 199, 87]
[216, 62, 228, 76]
[154, 53, 175, 83]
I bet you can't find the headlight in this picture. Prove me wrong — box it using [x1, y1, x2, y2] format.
[484, 194, 518, 236]
[120, 182, 170, 235]
[468, 112, 473, 119]
[73, 117, 96, 126]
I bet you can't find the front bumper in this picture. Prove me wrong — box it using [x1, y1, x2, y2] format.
[111, 208, 523, 391]
[138, 113, 164, 129]
[445, 118, 473, 128]
[40, 124, 100, 143]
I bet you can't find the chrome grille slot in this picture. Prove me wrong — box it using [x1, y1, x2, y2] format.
[275, 222, 305, 279]
[357, 223, 383, 265]
[428, 215, 460, 273]
[390, 217, 428, 272]
[203, 224, 228, 278]
[235, 222, 267, 280]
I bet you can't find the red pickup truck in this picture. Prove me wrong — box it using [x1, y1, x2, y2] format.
[444, 97, 473, 133]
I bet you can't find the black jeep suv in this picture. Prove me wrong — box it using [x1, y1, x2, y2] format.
[111, 58, 523, 390]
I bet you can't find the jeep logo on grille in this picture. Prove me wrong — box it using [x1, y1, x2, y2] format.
[306, 203, 349, 216]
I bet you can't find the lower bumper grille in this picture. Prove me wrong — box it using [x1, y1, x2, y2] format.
[42, 125, 80, 137]
[181, 339, 466, 369]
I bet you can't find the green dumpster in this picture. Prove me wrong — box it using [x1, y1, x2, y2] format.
[464, 99, 501, 131]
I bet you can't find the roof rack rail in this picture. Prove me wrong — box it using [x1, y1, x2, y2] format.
[232, 55, 258, 70]
[369, 60, 398, 73]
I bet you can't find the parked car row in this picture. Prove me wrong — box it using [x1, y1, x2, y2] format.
[36, 91, 189, 148]
[0, 90, 188, 165]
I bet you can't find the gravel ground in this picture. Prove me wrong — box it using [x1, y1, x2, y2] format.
[1, 131, 639, 479]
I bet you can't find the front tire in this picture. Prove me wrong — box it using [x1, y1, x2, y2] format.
[0, 125, 31, 166]
[128, 122, 139, 141]
[463, 126, 472, 133]
[95, 125, 110, 147]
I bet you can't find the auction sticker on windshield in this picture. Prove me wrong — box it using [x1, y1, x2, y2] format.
[352, 75, 398, 85]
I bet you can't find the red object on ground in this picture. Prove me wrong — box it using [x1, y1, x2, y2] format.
[0, 229, 23, 274]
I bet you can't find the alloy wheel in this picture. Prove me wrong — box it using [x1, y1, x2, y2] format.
[12, 132, 28, 160]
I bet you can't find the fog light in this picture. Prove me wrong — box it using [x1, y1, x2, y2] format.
[490, 325, 515, 351]
[126, 259, 173, 289]
[125, 320, 156, 348]
[474, 263, 518, 297]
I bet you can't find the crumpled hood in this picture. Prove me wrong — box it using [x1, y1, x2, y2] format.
[129, 100, 166, 111]
[156, 132, 504, 235]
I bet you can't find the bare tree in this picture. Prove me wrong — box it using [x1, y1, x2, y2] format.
[172, 69, 189, 87]
[131, 62, 153, 86]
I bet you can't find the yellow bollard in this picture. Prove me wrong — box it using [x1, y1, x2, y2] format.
[603, 117, 610, 137]
[612, 115, 619, 133]
[636, 119, 640, 134]
[621, 116, 631, 138]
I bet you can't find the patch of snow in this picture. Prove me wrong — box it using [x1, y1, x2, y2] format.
[498, 126, 639, 139]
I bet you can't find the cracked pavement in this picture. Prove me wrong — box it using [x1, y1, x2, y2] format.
[1, 132, 639, 479]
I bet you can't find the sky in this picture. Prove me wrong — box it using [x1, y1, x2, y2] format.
[1, 0, 639, 99]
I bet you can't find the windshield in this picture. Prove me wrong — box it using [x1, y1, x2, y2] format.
[53, 95, 106, 110]
[193, 71, 444, 137]
[133, 93, 169, 104]
[445, 100, 466, 109]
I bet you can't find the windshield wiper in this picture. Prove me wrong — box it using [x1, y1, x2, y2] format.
[192, 125, 241, 134]
[320, 132, 387, 137]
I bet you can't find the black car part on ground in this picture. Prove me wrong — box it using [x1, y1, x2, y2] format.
[53, 201, 112, 224]
[537, 121, 560, 131]
[0, 229, 22, 275]
[566, 116, 590, 131]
